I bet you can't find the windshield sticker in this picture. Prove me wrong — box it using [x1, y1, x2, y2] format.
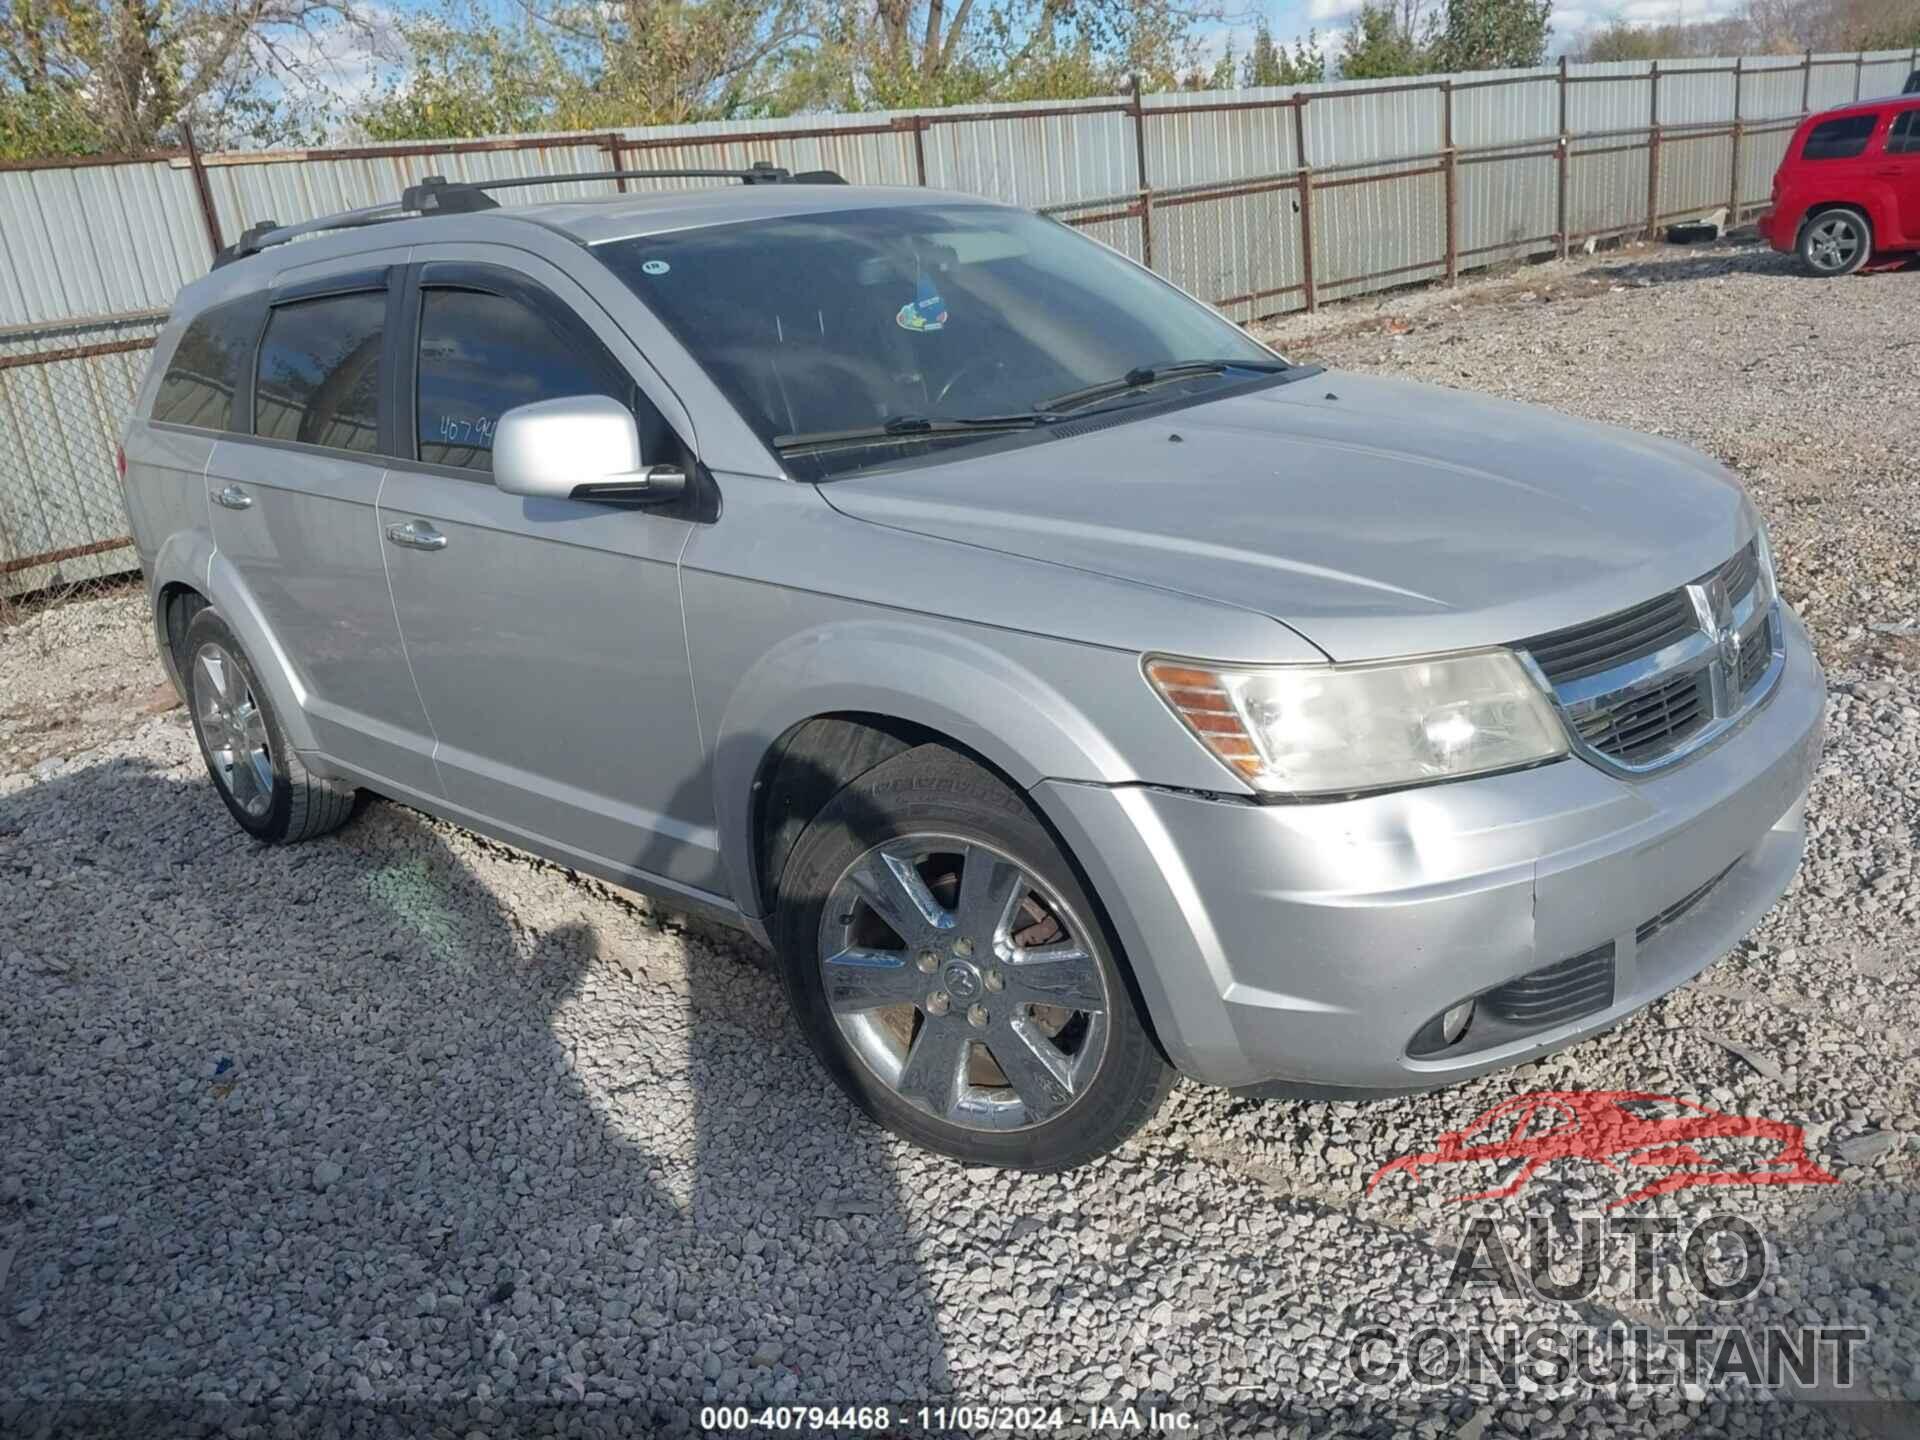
[640, 259, 670, 276]
[896, 274, 948, 333]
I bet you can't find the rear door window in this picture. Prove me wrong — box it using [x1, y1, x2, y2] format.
[413, 284, 636, 474]
[253, 291, 385, 454]
[152, 300, 257, 431]
[1802, 114, 1878, 160]
[1889, 110, 1920, 155]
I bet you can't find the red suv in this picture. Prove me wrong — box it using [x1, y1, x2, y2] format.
[1758, 96, 1920, 275]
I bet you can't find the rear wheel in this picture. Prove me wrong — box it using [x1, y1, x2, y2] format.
[183, 607, 358, 843]
[1798, 207, 1871, 276]
[775, 747, 1173, 1170]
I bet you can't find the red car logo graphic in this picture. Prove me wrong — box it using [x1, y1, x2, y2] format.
[1369, 1090, 1839, 1208]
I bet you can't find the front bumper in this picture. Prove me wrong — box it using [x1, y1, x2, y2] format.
[1035, 604, 1825, 1091]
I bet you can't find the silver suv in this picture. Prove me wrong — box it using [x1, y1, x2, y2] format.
[120, 170, 1825, 1170]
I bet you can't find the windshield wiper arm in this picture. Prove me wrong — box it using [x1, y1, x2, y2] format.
[773, 412, 1052, 452]
[1039, 358, 1290, 414]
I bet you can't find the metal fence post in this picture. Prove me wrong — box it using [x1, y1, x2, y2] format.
[1129, 74, 1155, 272]
[1854, 53, 1863, 100]
[1646, 61, 1661, 241]
[1557, 56, 1570, 258]
[1442, 79, 1458, 283]
[605, 133, 627, 191]
[911, 116, 929, 186]
[1293, 95, 1315, 312]
[180, 116, 224, 257]
[1728, 58, 1743, 225]
[1802, 50, 1813, 115]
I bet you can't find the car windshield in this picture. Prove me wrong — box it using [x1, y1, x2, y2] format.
[596, 203, 1285, 481]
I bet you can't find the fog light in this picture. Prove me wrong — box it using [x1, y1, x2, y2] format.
[1441, 999, 1475, 1046]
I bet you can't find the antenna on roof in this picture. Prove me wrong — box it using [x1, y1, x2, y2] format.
[215, 159, 839, 268]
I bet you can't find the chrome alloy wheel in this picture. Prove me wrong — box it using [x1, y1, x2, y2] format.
[819, 835, 1111, 1132]
[192, 642, 273, 818]
[1805, 214, 1863, 273]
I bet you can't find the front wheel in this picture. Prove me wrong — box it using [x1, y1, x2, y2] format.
[775, 747, 1173, 1170]
[1798, 207, 1871, 276]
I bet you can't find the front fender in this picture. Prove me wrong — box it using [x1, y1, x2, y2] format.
[707, 616, 1228, 920]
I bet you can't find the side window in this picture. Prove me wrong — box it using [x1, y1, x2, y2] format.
[1802, 114, 1878, 161]
[253, 290, 385, 455]
[415, 287, 631, 473]
[1889, 111, 1920, 156]
[152, 300, 256, 431]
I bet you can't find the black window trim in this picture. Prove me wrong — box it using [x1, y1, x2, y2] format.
[392, 258, 718, 521]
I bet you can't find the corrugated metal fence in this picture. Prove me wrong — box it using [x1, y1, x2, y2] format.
[3, 46, 1915, 593]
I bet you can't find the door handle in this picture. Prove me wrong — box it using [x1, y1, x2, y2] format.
[385, 520, 449, 551]
[212, 484, 252, 510]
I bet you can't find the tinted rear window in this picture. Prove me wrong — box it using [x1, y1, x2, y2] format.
[1890, 110, 1920, 155]
[152, 300, 256, 431]
[254, 291, 384, 454]
[1802, 114, 1877, 160]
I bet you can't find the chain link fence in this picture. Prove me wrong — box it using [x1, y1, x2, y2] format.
[0, 313, 163, 610]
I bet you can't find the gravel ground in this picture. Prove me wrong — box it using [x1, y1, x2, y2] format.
[1, 236, 1916, 1438]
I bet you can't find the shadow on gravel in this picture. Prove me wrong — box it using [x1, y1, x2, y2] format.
[1604, 240, 1919, 289]
[0, 755, 947, 1437]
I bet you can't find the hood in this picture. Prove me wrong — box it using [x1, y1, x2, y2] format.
[818, 372, 1755, 662]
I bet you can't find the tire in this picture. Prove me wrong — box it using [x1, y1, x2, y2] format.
[774, 745, 1174, 1170]
[1798, 207, 1871, 277]
[181, 607, 357, 844]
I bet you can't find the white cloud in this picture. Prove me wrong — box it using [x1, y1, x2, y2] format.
[264, 6, 410, 112]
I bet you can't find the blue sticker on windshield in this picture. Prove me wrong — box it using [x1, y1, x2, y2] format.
[896, 274, 948, 333]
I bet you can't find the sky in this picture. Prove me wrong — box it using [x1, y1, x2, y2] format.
[1197, 0, 1747, 68]
[275, 0, 1752, 121]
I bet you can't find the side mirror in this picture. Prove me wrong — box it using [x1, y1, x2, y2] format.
[491, 394, 686, 506]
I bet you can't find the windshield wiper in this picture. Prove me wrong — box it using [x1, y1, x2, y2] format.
[1038, 358, 1290, 415]
[773, 412, 1052, 453]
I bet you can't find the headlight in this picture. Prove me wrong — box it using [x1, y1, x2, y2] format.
[1145, 650, 1567, 798]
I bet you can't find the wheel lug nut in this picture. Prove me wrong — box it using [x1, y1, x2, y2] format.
[952, 937, 974, 958]
[968, 1004, 989, 1028]
[984, 970, 1004, 993]
[926, 991, 949, 1017]
[916, 949, 939, 973]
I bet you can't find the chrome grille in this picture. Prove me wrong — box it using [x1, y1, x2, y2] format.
[1573, 671, 1711, 763]
[1520, 539, 1780, 773]
[1738, 623, 1769, 692]
[1719, 539, 1760, 606]
[1522, 591, 1698, 686]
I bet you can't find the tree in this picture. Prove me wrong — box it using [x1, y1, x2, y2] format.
[1242, 17, 1324, 87]
[359, 0, 809, 138]
[1429, 0, 1551, 71]
[0, 0, 363, 155]
[1338, 2, 1431, 77]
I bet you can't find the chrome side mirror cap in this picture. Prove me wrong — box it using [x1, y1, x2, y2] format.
[492, 394, 685, 506]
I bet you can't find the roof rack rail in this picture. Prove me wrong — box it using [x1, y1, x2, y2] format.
[214, 159, 845, 268]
